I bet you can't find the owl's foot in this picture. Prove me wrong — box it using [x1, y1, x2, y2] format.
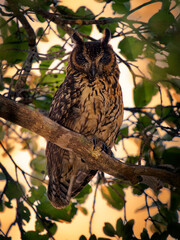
[92, 137, 113, 156]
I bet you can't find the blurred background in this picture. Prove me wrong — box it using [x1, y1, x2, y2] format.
[0, 0, 179, 239]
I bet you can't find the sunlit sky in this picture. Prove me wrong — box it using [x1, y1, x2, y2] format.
[0, 0, 177, 239]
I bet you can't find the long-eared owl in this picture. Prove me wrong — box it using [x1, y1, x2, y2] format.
[46, 29, 123, 208]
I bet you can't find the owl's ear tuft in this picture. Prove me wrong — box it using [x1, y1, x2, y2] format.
[72, 32, 83, 45]
[101, 28, 111, 45]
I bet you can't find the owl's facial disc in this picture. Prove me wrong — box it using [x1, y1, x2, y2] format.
[70, 29, 116, 79]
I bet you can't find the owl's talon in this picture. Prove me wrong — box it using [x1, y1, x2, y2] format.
[92, 138, 112, 155]
[93, 138, 97, 150]
[101, 143, 109, 153]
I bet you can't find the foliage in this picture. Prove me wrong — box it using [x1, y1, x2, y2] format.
[0, 0, 180, 239]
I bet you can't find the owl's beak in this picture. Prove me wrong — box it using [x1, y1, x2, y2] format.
[90, 63, 96, 78]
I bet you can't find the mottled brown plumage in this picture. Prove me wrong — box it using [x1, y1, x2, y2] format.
[46, 29, 123, 208]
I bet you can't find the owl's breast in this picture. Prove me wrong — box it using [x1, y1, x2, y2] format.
[72, 76, 123, 147]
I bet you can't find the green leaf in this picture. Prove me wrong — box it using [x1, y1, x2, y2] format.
[170, 189, 180, 211]
[2, 77, 11, 85]
[75, 184, 92, 204]
[123, 220, 134, 240]
[28, 185, 77, 222]
[167, 51, 180, 76]
[155, 105, 179, 127]
[0, 17, 8, 40]
[28, 185, 47, 204]
[103, 222, 116, 237]
[134, 80, 158, 107]
[30, 172, 45, 186]
[48, 45, 63, 54]
[149, 10, 175, 36]
[161, 207, 178, 223]
[47, 45, 65, 59]
[161, 133, 174, 141]
[57, 26, 66, 38]
[118, 36, 144, 61]
[0, 29, 28, 64]
[101, 183, 125, 210]
[0, 235, 11, 240]
[0, 40, 28, 64]
[5, 181, 23, 201]
[126, 156, 139, 164]
[48, 222, 57, 236]
[33, 96, 52, 111]
[89, 235, 97, 240]
[36, 27, 44, 37]
[135, 115, 152, 131]
[151, 213, 167, 232]
[78, 25, 92, 37]
[41, 73, 65, 89]
[132, 183, 148, 196]
[0, 126, 5, 140]
[150, 232, 161, 240]
[36, 14, 46, 23]
[22, 231, 49, 240]
[98, 18, 118, 35]
[162, 147, 180, 168]
[18, 201, 31, 223]
[148, 63, 167, 82]
[30, 155, 46, 174]
[56, 6, 75, 18]
[143, 44, 156, 60]
[35, 218, 44, 233]
[76, 7, 94, 20]
[116, 125, 129, 143]
[78, 206, 88, 215]
[35, 217, 57, 235]
[167, 222, 180, 239]
[37, 201, 77, 222]
[116, 218, 124, 237]
[120, 125, 129, 136]
[112, 0, 130, 14]
[4, 201, 13, 209]
[79, 235, 87, 240]
[162, 78, 180, 93]
[40, 60, 53, 76]
[140, 228, 150, 240]
[0, 199, 5, 212]
[72, 7, 94, 36]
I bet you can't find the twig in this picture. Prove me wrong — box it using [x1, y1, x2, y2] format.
[0, 141, 46, 184]
[89, 174, 100, 235]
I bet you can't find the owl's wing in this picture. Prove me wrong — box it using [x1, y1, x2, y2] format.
[46, 77, 97, 209]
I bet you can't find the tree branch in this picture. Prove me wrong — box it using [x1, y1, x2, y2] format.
[0, 94, 180, 188]
[6, 0, 37, 93]
[36, 9, 119, 36]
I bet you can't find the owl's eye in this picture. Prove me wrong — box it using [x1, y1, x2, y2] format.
[100, 53, 111, 64]
[76, 53, 88, 65]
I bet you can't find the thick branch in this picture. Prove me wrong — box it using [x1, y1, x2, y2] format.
[0, 94, 180, 188]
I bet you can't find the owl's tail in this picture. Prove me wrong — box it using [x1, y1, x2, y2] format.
[47, 168, 97, 209]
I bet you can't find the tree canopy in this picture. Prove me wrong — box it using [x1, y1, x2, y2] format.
[0, 0, 180, 239]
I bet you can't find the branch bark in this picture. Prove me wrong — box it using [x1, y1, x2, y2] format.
[0, 94, 180, 188]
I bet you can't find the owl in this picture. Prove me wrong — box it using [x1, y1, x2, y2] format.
[46, 29, 123, 208]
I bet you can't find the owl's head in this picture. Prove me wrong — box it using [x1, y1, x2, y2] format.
[70, 29, 117, 79]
